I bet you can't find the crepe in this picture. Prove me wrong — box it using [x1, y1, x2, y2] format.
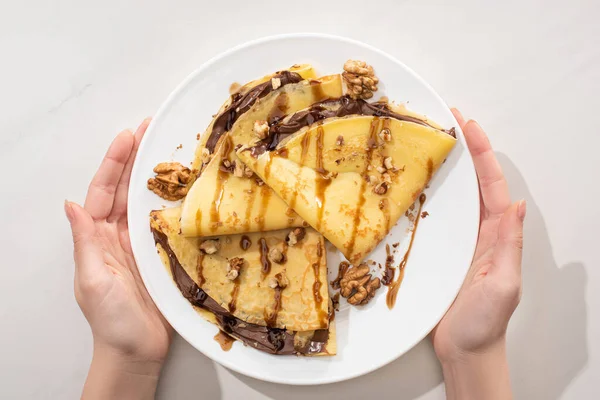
[151, 207, 335, 355]
[234, 105, 456, 264]
[151, 207, 330, 331]
[180, 74, 343, 236]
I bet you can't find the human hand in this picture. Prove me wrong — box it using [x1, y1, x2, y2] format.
[65, 120, 172, 399]
[431, 109, 525, 399]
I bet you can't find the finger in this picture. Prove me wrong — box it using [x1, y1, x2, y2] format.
[65, 201, 110, 284]
[85, 130, 134, 220]
[463, 120, 511, 217]
[451, 108, 467, 130]
[490, 200, 526, 281]
[109, 118, 151, 221]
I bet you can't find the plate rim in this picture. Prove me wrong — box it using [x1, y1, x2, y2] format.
[128, 32, 479, 385]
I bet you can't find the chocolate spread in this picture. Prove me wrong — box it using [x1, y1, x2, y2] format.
[253, 95, 456, 154]
[205, 71, 303, 153]
[151, 227, 328, 355]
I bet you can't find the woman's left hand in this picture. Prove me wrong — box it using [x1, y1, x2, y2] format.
[65, 119, 172, 399]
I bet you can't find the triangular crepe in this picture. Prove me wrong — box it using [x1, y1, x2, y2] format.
[151, 207, 330, 332]
[180, 74, 343, 236]
[235, 114, 456, 265]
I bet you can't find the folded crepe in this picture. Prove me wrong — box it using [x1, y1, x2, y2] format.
[181, 73, 343, 236]
[150, 207, 336, 355]
[233, 96, 457, 265]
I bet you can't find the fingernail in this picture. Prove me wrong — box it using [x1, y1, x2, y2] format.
[517, 199, 527, 222]
[64, 200, 74, 223]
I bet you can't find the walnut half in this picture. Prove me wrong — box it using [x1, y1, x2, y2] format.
[147, 162, 194, 201]
[339, 264, 381, 306]
[342, 60, 379, 100]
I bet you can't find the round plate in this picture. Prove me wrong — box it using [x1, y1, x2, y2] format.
[128, 33, 479, 385]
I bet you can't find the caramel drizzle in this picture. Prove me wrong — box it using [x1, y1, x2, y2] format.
[259, 238, 271, 277]
[264, 287, 283, 327]
[312, 242, 328, 326]
[240, 235, 252, 250]
[386, 193, 427, 309]
[288, 130, 311, 211]
[426, 158, 434, 183]
[257, 184, 271, 232]
[347, 118, 380, 258]
[314, 125, 331, 231]
[195, 209, 202, 234]
[196, 253, 205, 287]
[242, 185, 257, 232]
[229, 281, 240, 313]
[209, 137, 232, 232]
[213, 330, 235, 351]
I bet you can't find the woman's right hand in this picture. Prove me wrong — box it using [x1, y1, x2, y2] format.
[431, 109, 525, 399]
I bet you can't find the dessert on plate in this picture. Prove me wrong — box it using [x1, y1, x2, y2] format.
[147, 60, 456, 355]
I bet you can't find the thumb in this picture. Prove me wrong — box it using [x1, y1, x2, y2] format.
[64, 201, 109, 284]
[490, 199, 526, 281]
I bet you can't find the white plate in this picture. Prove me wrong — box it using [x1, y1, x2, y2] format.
[128, 33, 479, 385]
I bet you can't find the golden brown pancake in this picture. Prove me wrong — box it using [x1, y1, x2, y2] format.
[151, 207, 330, 331]
[151, 207, 335, 355]
[180, 74, 343, 236]
[236, 114, 456, 265]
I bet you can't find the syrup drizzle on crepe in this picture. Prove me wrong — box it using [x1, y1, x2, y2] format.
[196, 253, 206, 287]
[208, 137, 233, 232]
[264, 287, 283, 327]
[314, 124, 332, 231]
[312, 242, 328, 326]
[347, 118, 380, 257]
[386, 193, 426, 309]
[229, 279, 240, 313]
[240, 235, 252, 250]
[259, 238, 271, 277]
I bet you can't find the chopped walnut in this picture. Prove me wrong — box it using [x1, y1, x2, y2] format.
[376, 166, 387, 174]
[271, 77, 282, 90]
[268, 247, 285, 264]
[201, 148, 211, 164]
[368, 175, 380, 186]
[200, 239, 220, 255]
[233, 160, 244, 177]
[147, 162, 194, 201]
[269, 272, 289, 289]
[343, 60, 379, 100]
[382, 173, 392, 184]
[286, 227, 306, 246]
[379, 128, 391, 142]
[339, 264, 381, 305]
[383, 157, 394, 170]
[219, 159, 235, 174]
[253, 120, 270, 139]
[374, 182, 389, 195]
[335, 135, 344, 146]
[255, 177, 265, 186]
[226, 257, 244, 280]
